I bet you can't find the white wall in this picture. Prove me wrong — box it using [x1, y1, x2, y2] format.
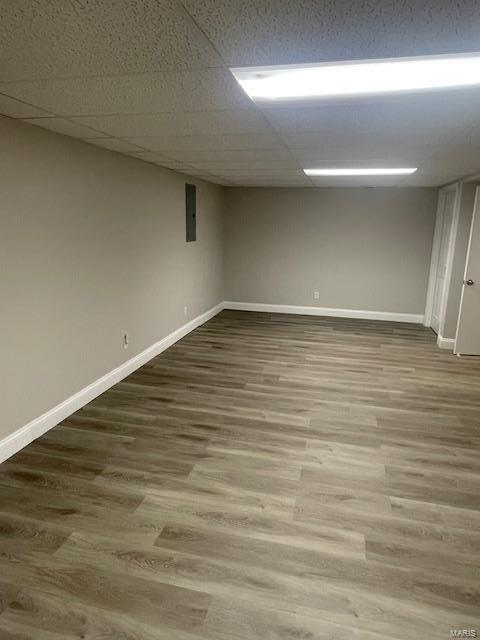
[224, 187, 437, 315]
[0, 116, 224, 442]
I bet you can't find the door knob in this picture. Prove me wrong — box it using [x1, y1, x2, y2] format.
[465, 279, 475, 286]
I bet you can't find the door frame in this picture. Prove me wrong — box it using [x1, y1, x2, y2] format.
[454, 184, 480, 354]
[424, 182, 461, 340]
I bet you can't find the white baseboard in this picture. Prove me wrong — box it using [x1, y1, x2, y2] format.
[0, 299, 427, 465]
[224, 301, 424, 324]
[0, 302, 224, 465]
[437, 335, 455, 350]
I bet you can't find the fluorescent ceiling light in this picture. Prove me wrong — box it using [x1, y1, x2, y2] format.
[304, 168, 417, 176]
[231, 53, 480, 101]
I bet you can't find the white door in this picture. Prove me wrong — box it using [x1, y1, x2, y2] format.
[431, 189, 456, 335]
[455, 186, 480, 355]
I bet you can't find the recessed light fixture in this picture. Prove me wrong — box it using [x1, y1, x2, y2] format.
[231, 53, 480, 102]
[304, 168, 417, 176]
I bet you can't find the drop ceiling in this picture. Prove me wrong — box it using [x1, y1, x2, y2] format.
[1, 0, 480, 187]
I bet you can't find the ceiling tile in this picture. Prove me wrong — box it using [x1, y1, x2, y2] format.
[186, 160, 301, 172]
[192, 169, 305, 179]
[0, 0, 221, 82]
[181, 0, 480, 66]
[309, 176, 403, 188]
[128, 155, 235, 185]
[160, 160, 202, 172]
[285, 128, 456, 166]
[172, 170, 235, 186]
[418, 154, 480, 175]
[291, 157, 423, 170]
[122, 132, 284, 152]
[71, 110, 272, 138]
[132, 151, 185, 166]
[24, 117, 108, 139]
[0, 93, 50, 118]
[416, 132, 480, 175]
[3, 1, 479, 188]
[397, 174, 462, 187]
[194, 177, 234, 186]
[288, 147, 434, 169]
[131, 152, 206, 175]
[160, 148, 292, 163]
[282, 131, 437, 151]
[0, 69, 251, 116]
[230, 176, 312, 187]
[262, 91, 480, 133]
[88, 138, 147, 153]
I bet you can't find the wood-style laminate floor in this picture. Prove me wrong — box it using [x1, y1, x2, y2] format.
[1, 310, 480, 640]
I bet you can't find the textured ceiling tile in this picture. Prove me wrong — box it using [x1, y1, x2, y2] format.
[0, 0, 221, 82]
[24, 117, 108, 139]
[3, 1, 479, 187]
[128, 154, 234, 184]
[417, 147, 480, 174]
[193, 177, 235, 186]
[262, 91, 480, 134]
[88, 138, 147, 153]
[161, 148, 292, 163]
[72, 110, 272, 138]
[286, 132, 452, 167]
[122, 132, 284, 152]
[177, 171, 211, 179]
[0, 69, 251, 116]
[416, 136, 480, 175]
[289, 151, 426, 170]
[202, 169, 306, 177]
[309, 176, 403, 188]
[181, 0, 480, 66]
[158, 160, 200, 172]
[288, 152, 420, 166]
[396, 175, 461, 187]
[208, 179, 237, 186]
[230, 176, 312, 187]
[186, 160, 301, 172]
[131, 151, 183, 165]
[172, 170, 235, 185]
[283, 131, 448, 152]
[0, 93, 50, 118]
[131, 152, 205, 175]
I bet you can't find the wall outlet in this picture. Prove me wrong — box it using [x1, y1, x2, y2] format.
[123, 333, 129, 350]
[183, 306, 188, 317]
[314, 291, 320, 300]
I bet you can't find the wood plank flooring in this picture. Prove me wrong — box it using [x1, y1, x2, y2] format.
[1, 309, 480, 639]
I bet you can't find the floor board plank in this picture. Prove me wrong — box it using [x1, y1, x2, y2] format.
[1, 310, 479, 638]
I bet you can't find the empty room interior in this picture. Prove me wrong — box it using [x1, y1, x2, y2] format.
[2, 2, 480, 639]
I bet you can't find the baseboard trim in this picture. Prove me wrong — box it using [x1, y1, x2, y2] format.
[437, 335, 455, 350]
[223, 301, 424, 324]
[0, 302, 224, 465]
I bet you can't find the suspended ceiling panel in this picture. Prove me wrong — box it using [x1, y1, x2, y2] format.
[0, 0, 222, 81]
[180, 0, 480, 66]
[1, 0, 480, 187]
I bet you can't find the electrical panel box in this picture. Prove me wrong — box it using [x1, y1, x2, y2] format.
[185, 183, 196, 242]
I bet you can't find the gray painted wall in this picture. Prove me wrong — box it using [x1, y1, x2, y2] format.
[224, 187, 437, 314]
[0, 119, 443, 444]
[0, 116, 224, 441]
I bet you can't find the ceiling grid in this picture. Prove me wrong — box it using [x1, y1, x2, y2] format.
[1, 0, 480, 187]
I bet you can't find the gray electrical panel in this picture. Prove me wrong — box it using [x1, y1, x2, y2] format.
[185, 183, 196, 242]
